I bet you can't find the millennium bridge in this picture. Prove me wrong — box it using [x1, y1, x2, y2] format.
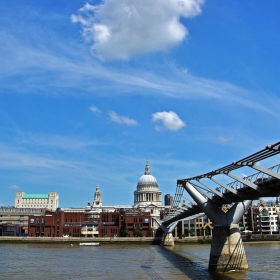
[156, 140, 280, 272]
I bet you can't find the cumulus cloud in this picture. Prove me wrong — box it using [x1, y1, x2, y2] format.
[152, 111, 186, 131]
[108, 111, 138, 126]
[71, 0, 204, 60]
[89, 105, 101, 113]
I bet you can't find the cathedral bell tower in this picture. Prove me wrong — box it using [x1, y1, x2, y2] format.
[93, 184, 102, 207]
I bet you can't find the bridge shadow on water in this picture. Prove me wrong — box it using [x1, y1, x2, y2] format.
[152, 246, 238, 280]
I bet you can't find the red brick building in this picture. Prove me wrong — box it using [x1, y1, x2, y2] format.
[28, 208, 85, 237]
[122, 211, 151, 237]
[98, 210, 152, 237]
[28, 208, 152, 238]
[98, 211, 120, 237]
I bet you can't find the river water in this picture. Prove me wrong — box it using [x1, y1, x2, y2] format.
[0, 242, 279, 279]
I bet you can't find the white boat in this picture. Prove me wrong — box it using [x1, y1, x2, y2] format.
[79, 242, 100, 246]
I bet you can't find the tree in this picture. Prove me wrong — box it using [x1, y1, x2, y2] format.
[133, 229, 143, 237]
[121, 227, 130, 237]
[146, 228, 153, 237]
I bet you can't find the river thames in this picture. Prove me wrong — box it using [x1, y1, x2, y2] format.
[0, 242, 279, 279]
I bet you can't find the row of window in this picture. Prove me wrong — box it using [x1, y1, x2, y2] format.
[20, 199, 49, 202]
[0, 208, 42, 213]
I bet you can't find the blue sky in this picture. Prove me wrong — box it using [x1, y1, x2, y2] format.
[1, 0, 280, 207]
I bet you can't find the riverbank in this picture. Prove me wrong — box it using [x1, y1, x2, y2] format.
[1, 234, 280, 244]
[0, 236, 162, 244]
[0, 236, 205, 244]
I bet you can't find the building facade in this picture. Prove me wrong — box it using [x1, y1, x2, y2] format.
[28, 208, 86, 237]
[164, 194, 173, 206]
[98, 210, 152, 237]
[241, 199, 280, 234]
[0, 207, 46, 236]
[14, 191, 59, 211]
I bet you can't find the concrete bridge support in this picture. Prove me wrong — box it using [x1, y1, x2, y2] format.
[155, 220, 178, 246]
[209, 224, 247, 272]
[185, 182, 252, 272]
[162, 232, 175, 246]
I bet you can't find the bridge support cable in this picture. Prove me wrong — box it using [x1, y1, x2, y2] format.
[165, 183, 194, 221]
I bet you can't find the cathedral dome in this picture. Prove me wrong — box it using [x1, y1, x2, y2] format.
[134, 160, 162, 206]
[137, 174, 158, 186]
[136, 160, 159, 191]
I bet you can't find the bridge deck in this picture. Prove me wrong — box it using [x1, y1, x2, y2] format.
[162, 141, 280, 225]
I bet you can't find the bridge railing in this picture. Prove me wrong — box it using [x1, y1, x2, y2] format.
[204, 163, 280, 197]
[174, 163, 280, 201]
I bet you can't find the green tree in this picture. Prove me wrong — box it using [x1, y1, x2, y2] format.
[133, 229, 143, 237]
[146, 228, 153, 237]
[121, 227, 130, 237]
[188, 229, 194, 236]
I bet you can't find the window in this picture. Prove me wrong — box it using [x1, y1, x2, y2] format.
[101, 214, 108, 223]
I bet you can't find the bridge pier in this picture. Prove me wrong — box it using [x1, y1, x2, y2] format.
[155, 221, 177, 247]
[209, 224, 248, 272]
[162, 232, 175, 246]
[185, 182, 252, 272]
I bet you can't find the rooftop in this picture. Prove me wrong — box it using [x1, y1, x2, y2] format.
[22, 194, 49, 199]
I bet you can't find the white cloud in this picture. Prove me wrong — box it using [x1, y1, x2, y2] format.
[152, 111, 186, 131]
[71, 0, 204, 60]
[7, 185, 20, 190]
[108, 111, 138, 126]
[89, 105, 101, 113]
[0, 31, 278, 117]
[218, 136, 234, 143]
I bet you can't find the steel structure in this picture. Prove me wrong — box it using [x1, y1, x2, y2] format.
[162, 141, 280, 225]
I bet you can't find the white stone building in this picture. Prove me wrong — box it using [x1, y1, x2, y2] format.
[14, 191, 59, 211]
[133, 160, 166, 229]
[134, 160, 162, 206]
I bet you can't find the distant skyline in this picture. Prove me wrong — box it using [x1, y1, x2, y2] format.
[1, 1, 280, 207]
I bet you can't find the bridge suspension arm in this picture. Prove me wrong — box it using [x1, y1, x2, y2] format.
[250, 164, 280, 180]
[210, 177, 242, 197]
[197, 179, 225, 198]
[224, 172, 265, 194]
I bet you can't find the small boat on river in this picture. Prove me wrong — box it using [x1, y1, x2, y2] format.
[79, 242, 100, 246]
